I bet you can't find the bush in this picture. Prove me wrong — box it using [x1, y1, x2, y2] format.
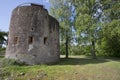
[60, 43, 66, 55]
[0, 48, 5, 55]
[60, 43, 92, 56]
[0, 58, 16, 67]
[70, 46, 81, 55]
[96, 20, 120, 57]
[0, 58, 27, 67]
[101, 35, 120, 57]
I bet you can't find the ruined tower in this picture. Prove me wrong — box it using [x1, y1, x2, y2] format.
[5, 3, 60, 65]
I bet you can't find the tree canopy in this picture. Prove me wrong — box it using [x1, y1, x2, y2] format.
[49, 0, 120, 58]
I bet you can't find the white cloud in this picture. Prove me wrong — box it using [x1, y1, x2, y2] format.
[44, 0, 49, 3]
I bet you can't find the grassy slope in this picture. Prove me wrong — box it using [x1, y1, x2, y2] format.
[0, 55, 120, 80]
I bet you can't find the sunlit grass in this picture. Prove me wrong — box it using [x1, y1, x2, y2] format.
[0, 55, 120, 80]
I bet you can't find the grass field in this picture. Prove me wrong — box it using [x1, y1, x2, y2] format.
[0, 55, 120, 80]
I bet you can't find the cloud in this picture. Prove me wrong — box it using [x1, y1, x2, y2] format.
[44, 0, 49, 3]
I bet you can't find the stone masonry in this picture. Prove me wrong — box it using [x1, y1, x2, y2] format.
[5, 3, 60, 65]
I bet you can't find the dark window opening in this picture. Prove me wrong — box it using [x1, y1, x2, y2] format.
[44, 37, 47, 44]
[33, 54, 36, 57]
[14, 36, 18, 45]
[28, 36, 33, 44]
[31, 28, 34, 31]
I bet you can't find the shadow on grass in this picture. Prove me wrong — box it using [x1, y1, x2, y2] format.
[58, 57, 109, 65]
[104, 57, 120, 61]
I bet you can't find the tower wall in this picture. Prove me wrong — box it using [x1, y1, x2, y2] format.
[5, 4, 60, 65]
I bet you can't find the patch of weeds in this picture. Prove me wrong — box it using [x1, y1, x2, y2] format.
[0, 58, 16, 67]
[0, 69, 11, 79]
[14, 60, 28, 66]
[0, 58, 28, 68]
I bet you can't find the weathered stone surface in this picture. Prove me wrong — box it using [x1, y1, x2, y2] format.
[5, 3, 60, 65]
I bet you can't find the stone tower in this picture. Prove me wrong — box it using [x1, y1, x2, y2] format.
[5, 3, 60, 65]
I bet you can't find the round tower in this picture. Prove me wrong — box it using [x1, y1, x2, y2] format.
[6, 3, 60, 65]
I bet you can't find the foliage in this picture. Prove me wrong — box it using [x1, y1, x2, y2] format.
[69, 45, 91, 55]
[97, 0, 120, 57]
[101, 0, 120, 20]
[0, 47, 5, 52]
[0, 58, 16, 68]
[73, 0, 104, 58]
[99, 20, 120, 57]
[0, 31, 8, 48]
[57, 0, 120, 57]
[50, 0, 75, 58]
[0, 58, 28, 68]
[69, 45, 82, 55]
[60, 43, 66, 55]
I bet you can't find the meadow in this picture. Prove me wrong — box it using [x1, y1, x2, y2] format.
[0, 55, 120, 80]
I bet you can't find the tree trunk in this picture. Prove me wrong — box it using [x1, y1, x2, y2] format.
[91, 41, 96, 59]
[65, 35, 69, 59]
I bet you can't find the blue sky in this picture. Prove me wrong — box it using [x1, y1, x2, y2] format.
[0, 0, 50, 32]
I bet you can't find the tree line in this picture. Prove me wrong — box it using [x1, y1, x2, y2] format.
[50, 0, 120, 58]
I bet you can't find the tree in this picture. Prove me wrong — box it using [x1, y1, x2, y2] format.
[50, 0, 120, 58]
[73, 0, 104, 58]
[101, 0, 120, 20]
[50, 0, 75, 58]
[0, 31, 8, 48]
[99, 0, 120, 57]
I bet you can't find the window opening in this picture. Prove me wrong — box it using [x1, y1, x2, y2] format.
[14, 36, 18, 45]
[28, 36, 33, 44]
[31, 28, 34, 31]
[44, 37, 47, 44]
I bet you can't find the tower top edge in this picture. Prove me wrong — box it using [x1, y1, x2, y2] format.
[17, 3, 45, 8]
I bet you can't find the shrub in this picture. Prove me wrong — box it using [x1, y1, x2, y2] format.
[0, 58, 16, 67]
[0, 58, 27, 67]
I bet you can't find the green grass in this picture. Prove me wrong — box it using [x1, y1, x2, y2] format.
[0, 55, 120, 80]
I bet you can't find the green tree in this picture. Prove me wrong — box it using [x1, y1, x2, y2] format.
[50, 0, 75, 58]
[100, 0, 120, 57]
[0, 31, 8, 48]
[74, 0, 104, 58]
